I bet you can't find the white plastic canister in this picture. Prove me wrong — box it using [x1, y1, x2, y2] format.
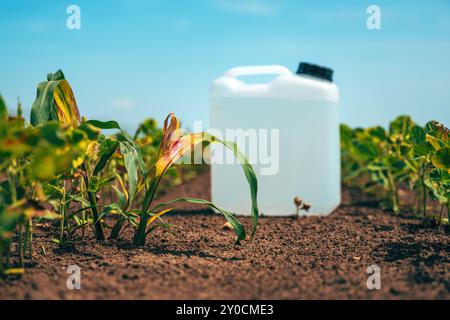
[209, 63, 340, 216]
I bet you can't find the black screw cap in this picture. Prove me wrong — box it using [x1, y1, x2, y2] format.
[297, 62, 333, 82]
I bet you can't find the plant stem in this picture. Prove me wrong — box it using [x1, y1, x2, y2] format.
[422, 178, 427, 217]
[438, 204, 445, 226]
[387, 170, 399, 213]
[416, 188, 421, 216]
[24, 218, 32, 259]
[81, 164, 105, 240]
[447, 204, 450, 223]
[109, 219, 125, 240]
[59, 197, 65, 245]
[4, 240, 11, 270]
[134, 177, 160, 246]
[0, 242, 4, 274]
[18, 224, 24, 267]
[79, 176, 86, 238]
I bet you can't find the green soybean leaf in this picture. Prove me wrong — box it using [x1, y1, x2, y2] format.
[367, 126, 387, 141]
[0, 94, 8, 137]
[93, 137, 119, 176]
[429, 169, 450, 183]
[425, 121, 450, 149]
[351, 140, 378, 161]
[340, 124, 354, 146]
[411, 125, 426, 144]
[432, 147, 450, 169]
[0, 94, 7, 121]
[389, 115, 413, 137]
[151, 197, 246, 244]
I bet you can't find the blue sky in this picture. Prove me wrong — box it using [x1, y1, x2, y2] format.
[1, 0, 449, 132]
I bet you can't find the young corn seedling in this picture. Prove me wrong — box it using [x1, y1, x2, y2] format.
[133, 113, 259, 246]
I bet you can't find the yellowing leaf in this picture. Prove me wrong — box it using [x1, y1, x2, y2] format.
[53, 79, 81, 128]
[146, 208, 173, 227]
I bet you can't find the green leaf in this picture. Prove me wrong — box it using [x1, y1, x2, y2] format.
[0, 94, 8, 121]
[218, 139, 259, 239]
[84, 119, 147, 175]
[112, 185, 126, 209]
[351, 140, 378, 161]
[367, 126, 387, 141]
[425, 121, 450, 148]
[93, 138, 119, 176]
[119, 141, 139, 202]
[151, 197, 246, 244]
[432, 147, 450, 169]
[0, 94, 8, 138]
[389, 115, 413, 137]
[30, 70, 81, 128]
[429, 169, 450, 183]
[413, 141, 433, 157]
[30, 79, 60, 126]
[340, 124, 353, 145]
[411, 125, 426, 144]
[88, 176, 100, 193]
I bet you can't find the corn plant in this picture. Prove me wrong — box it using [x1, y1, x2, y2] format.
[132, 113, 259, 246]
[29, 70, 146, 241]
[0, 69, 259, 271]
[0, 94, 88, 272]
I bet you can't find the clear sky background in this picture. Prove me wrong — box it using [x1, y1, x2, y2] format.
[1, 0, 449, 132]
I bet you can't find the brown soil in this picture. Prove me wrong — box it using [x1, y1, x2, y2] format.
[0, 171, 449, 300]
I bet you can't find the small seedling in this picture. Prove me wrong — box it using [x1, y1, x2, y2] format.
[294, 196, 311, 217]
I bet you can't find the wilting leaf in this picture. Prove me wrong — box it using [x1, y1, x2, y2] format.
[30, 70, 80, 128]
[3, 268, 25, 275]
[146, 113, 259, 239]
[53, 79, 80, 127]
[146, 208, 173, 227]
[151, 197, 246, 243]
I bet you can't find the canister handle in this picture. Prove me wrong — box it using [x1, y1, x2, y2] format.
[224, 65, 292, 78]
